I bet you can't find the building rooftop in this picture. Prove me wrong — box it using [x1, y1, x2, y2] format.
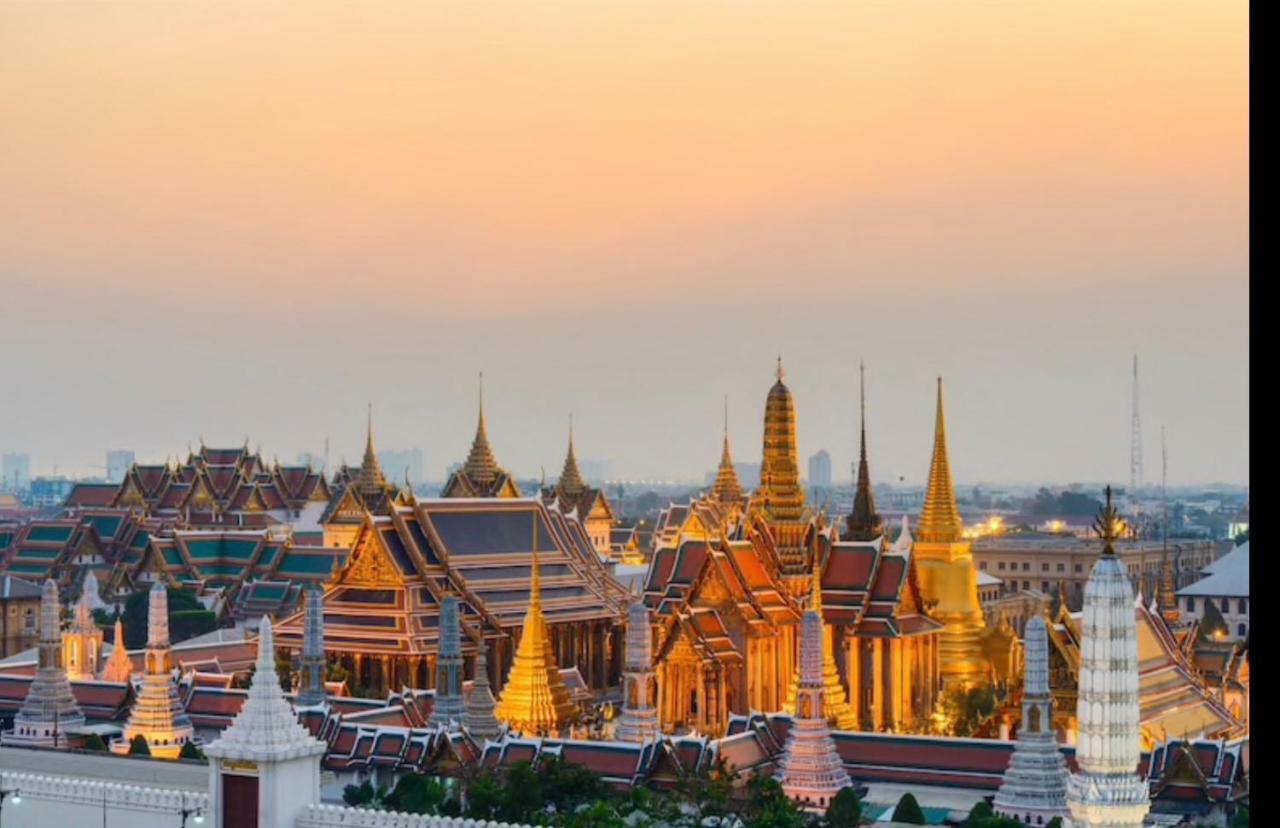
[1177, 543, 1248, 599]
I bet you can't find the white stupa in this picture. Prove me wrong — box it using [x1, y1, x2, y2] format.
[205, 616, 327, 828]
[1065, 488, 1150, 828]
[3, 579, 85, 748]
[993, 615, 1070, 824]
[429, 593, 467, 728]
[777, 567, 853, 810]
[614, 599, 661, 743]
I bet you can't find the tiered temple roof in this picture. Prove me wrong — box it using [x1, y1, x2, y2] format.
[275, 497, 628, 678]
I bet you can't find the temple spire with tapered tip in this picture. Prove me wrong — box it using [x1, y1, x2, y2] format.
[712, 396, 744, 502]
[557, 417, 585, 496]
[463, 373, 500, 485]
[846, 362, 883, 541]
[354, 403, 387, 496]
[918, 377, 964, 543]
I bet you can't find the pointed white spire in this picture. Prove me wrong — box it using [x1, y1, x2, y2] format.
[205, 618, 326, 762]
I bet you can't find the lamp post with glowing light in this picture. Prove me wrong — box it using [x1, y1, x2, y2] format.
[178, 791, 205, 827]
[0, 779, 22, 828]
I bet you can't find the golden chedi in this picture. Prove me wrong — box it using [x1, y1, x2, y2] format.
[753, 357, 810, 585]
[912, 379, 988, 687]
[494, 523, 576, 736]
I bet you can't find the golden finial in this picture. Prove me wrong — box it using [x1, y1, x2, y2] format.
[810, 546, 824, 614]
[1093, 485, 1122, 556]
[775, 353, 785, 383]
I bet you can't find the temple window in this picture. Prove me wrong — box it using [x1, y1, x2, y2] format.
[1238, 623, 1246, 637]
[1238, 599, 1247, 614]
[1186, 597, 1196, 611]
[1221, 598, 1230, 612]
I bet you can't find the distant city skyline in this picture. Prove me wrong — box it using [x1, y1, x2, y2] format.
[0, 2, 1247, 486]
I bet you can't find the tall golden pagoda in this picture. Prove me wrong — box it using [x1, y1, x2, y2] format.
[785, 550, 856, 729]
[712, 397, 744, 503]
[912, 378, 988, 687]
[493, 518, 576, 736]
[753, 357, 810, 582]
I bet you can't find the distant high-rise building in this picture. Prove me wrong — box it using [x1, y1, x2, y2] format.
[1, 453, 31, 492]
[30, 477, 74, 507]
[377, 448, 424, 485]
[105, 450, 134, 483]
[808, 450, 832, 489]
[579, 459, 613, 483]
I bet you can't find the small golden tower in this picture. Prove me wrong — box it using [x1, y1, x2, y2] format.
[752, 357, 810, 586]
[494, 514, 576, 736]
[912, 378, 988, 687]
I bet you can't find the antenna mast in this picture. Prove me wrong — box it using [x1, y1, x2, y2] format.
[1130, 354, 1144, 493]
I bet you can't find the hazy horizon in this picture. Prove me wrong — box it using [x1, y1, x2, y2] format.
[0, 2, 1248, 487]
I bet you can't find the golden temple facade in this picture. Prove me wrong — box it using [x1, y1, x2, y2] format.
[911, 379, 989, 688]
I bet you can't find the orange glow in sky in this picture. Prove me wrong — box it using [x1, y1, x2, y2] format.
[0, 1, 1248, 484]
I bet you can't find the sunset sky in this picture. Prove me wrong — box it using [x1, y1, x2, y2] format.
[0, 1, 1248, 486]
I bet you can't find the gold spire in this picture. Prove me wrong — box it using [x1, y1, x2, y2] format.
[758, 358, 805, 523]
[846, 362, 883, 542]
[712, 396, 744, 502]
[493, 512, 576, 735]
[556, 417, 586, 497]
[355, 403, 387, 495]
[918, 378, 964, 543]
[463, 372, 500, 485]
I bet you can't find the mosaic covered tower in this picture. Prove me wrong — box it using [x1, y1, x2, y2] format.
[294, 584, 327, 707]
[493, 529, 576, 736]
[464, 639, 502, 740]
[3, 579, 85, 748]
[786, 560, 855, 729]
[63, 585, 103, 681]
[753, 357, 810, 582]
[912, 379, 987, 686]
[354, 403, 389, 499]
[615, 600, 661, 743]
[777, 583, 852, 810]
[118, 582, 195, 758]
[1065, 488, 1150, 828]
[430, 593, 467, 728]
[993, 615, 1069, 824]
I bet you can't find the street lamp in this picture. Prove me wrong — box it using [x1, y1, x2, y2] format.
[0, 782, 22, 828]
[178, 792, 205, 827]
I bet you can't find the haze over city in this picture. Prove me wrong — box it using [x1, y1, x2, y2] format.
[1, 1, 1248, 486]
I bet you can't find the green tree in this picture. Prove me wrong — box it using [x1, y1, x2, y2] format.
[891, 792, 926, 825]
[1231, 807, 1249, 828]
[741, 773, 807, 828]
[1047, 818, 1064, 828]
[824, 787, 861, 828]
[385, 774, 450, 814]
[121, 586, 212, 648]
[178, 741, 206, 761]
[966, 800, 994, 823]
[82, 733, 108, 751]
[342, 780, 388, 809]
[128, 734, 151, 756]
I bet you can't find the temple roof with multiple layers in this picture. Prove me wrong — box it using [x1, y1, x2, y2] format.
[275, 497, 629, 660]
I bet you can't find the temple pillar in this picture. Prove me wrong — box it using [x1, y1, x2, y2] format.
[846, 635, 861, 729]
[870, 639, 883, 730]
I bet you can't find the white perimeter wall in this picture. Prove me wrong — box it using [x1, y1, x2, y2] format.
[0, 771, 209, 828]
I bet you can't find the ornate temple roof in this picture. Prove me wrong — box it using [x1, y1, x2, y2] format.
[711, 399, 744, 504]
[917, 379, 964, 544]
[275, 498, 627, 660]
